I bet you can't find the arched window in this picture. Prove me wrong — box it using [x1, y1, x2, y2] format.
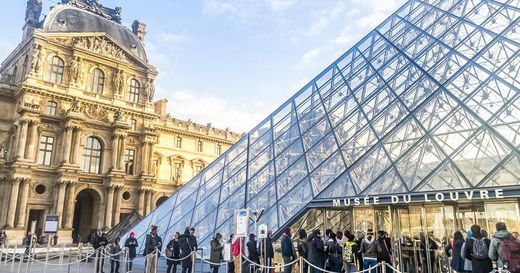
[81, 137, 102, 174]
[44, 101, 57, 115]
[45, 56, 64, 84]
[216, 144, 222, 155]
[89, 68, 105, 94]
[176, 136, 182, 148]
[128, 79, 140, 103]
[196, 140, 203, 152]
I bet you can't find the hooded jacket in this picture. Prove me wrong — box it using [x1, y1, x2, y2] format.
[307, 233, 326, 266]
[489, 230, 514, 268]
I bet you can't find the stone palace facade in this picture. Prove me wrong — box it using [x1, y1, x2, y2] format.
[0, 0, 241, 243]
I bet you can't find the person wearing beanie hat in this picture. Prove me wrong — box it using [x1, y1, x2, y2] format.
[281, 228, 295, 273]
[124, 231, 139, 272]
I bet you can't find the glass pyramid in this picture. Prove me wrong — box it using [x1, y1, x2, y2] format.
[124, 0, 520, 254]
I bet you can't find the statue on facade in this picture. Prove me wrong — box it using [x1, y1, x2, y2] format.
[146, 79, 155, 102]
[68, 98, 81, 113]
[69, 56, 82, 83]
[31, 44, 44, 73]
[113, 108, 123, 122]
[113, 69, 124, 95]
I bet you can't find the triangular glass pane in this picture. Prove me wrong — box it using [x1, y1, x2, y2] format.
[452, 129, 512, 185]
[277, 158, 307, 198]
[363, 168, 408, 195]
[309, 151, 347, 195]
[317, 171, 358, 199]
[278, 179, 313, 223]
[482, 154, 520, 187]
[350, 145, 391, 191]
[417, 161, 471, 192]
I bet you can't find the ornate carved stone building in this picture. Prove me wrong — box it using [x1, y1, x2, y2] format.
[0, 0, 241, 243]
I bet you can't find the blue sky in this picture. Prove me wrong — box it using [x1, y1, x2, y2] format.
[0, 0, 405, 132]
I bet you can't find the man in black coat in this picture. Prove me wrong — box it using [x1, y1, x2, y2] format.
[247, 234, 260, 273]
[307, 230, 326, 273]
[179, 228, 196, 273]
[94, 232, 109, 273]
[259, 229, 274, 273]
[144, 225, 163, 273]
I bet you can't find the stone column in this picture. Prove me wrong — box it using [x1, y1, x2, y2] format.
[26, 121, 39, 161]
[141, 143, 148, 174]
[111, 135, 119, 170]
[113, 186, 122, 226]
[55, 182, 67, 228]
[6, 179, 21, 228]
[147, 143, 154, 175]
[71, 127, 82, 165]
[138, 189, 145, 216]
[118, 136, 126, 171]
[61, 127, 73, 164]
[104, 186, 115, 229]
[63, 182, 76, 229]
[16, 120, 29, 159]
[144, 190, 152, 215]
[16, 179, 30, 228]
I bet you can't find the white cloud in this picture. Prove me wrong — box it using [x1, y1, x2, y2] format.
[266, 0, 296, 12]
[203, 0, 238, 15]
[164, 90, 271, 133]
[304, 2, 345, 37]
[297, 48, 323, 68]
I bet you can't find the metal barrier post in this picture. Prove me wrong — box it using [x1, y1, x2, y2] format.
[191, 251, 195, 273]
[11, 245, 17, 273]
[93, 249, 98, 273]
[382, 261, 387, 273]
[299, 257, 303, 273]
[17, 247, 24, 273]
[59, 244, 65, 268]
[123, 247, 128, 273]
[0, 242, 4, 265]
[25, 236, 33, 273]
[44, 239, 50, 273]
[154, 250, 158, 273]
[77, 244, 82, 273]
[67, 248, 72, 273]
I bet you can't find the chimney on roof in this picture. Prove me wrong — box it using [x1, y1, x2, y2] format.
[154, 99, 168, 117]
[23, 0, 42, 40]
[132, 20, 147, 42]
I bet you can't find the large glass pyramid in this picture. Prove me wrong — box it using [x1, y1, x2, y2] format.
[124, 0, 520, 253]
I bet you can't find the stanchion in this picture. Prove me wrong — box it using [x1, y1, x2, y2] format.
[25, 236, 33, 273]
[299, 257, 303, 273]
[17, 248, 25, 273]
[0, 242, 4, 265]
[382, 261, 386, 273]
[67, 248, 72, 273]
[78, 244, 82, 273]
[59, 244, 65, 268]
[93, 249, 98, 273]
[123, 247, 128, 273]
[154, 250, 158, 273]
[43, 239, 50, 273]
[11, 245, 17, 273]
[191, 251, 195, 273]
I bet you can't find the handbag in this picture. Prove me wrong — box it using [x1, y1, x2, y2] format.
[383, 239, 393, 262]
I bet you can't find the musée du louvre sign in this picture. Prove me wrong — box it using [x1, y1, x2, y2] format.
[331, 188, 508, 207]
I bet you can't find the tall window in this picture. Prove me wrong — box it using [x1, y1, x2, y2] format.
[37, 136, 54, 166]
[176, 136, 182, 148]
[130, 119, 137, 131]
[81, 137, 102, 174]
[128, 79, 140, 103]
[196, 140, 203, 152]
[216, 144, 222, 155]
[124, 149, 135, 175]
[44, 101, 57, 115]
[89, 68, 105, 94]
[45, 56, 64, 84]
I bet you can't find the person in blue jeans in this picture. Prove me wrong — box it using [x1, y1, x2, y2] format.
[360, 229, 378, 273]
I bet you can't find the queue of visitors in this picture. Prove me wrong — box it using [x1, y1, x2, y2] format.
[84, 221, 520, 273]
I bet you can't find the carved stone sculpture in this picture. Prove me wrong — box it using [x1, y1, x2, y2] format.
[113, 108, 123, 122]
[113, 69, 125, 95]
[69, 56, 82, 83]
[68, 98, 81, 113]
[31, 44, 44, 73]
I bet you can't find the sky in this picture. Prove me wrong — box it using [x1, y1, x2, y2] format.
[0, 0, 406, 133]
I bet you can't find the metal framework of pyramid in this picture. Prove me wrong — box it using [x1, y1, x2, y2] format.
[124, 0, 520, 254]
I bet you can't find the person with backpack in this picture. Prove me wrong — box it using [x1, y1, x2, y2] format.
[489, 222, 520, 273]
[297, 229, 308, 273]
[326, 233, 342, 273]
[463, 224, 493, 273]
[445, 231, 465, 273]
[360, 229, 378, 273]
[343, 234, 358, 273]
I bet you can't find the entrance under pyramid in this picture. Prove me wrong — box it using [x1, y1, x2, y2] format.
[124, 0, 520, 272]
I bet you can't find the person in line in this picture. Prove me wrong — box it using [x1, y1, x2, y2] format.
[179, 228, 195, 273]
[308, 229, 326, 273]
[227, 234, 235, 273]
[247, 233, 260, 273]
[489, 222, 520, 272]
[376, 230, 392, 266]
[231, 234, 244, 273]
[360, 229, 378, 273]
[210, 233, 224, 273]
[281, 228, 296, 273]
[94, 231, 109, 273]
[343, 233, 358, 273]
[23, 232, 34, 257]
[124, 231, 139, 272]
[0, 230, 7, 246]
[463, 224, 493, 273]
[259, 229, 274, 273]
[297, 229, 308, 273]
[461, 230, 473, 273]
[445, 231, 465, 273]
[355, 231, 365, 271]
[166, 232, 181, 273]
[110, 237, 122, 273]
[144, 225, 163, 273]
[190, 228, 198, 251]
[326, 233, 342, 273]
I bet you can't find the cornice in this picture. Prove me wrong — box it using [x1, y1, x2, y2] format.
[155, 125, 237, 144]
